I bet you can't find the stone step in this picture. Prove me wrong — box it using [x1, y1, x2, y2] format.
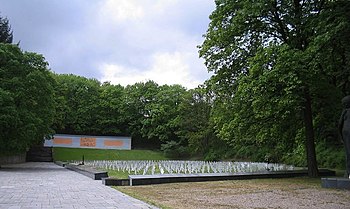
[26, 146, 53, 162]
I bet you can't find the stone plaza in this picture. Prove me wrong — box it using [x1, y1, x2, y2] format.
[0, 162, 157, 209]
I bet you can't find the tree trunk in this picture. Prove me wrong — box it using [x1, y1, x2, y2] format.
[302, 87, 319, 177]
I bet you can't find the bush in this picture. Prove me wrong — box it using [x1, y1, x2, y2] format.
[161, 141, 189, 158]
[282, 143, 307, 167]
[204, 149, 221, 161]
[316, 141, 345, 169]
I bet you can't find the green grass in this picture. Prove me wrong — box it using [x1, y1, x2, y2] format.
[52, 147, 168, 161]
[105, 169, 130, 179]
[53, 147, 168, 179]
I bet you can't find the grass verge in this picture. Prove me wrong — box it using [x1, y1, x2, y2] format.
[105, 169, 130, 179]
[113, 186, 171, 209]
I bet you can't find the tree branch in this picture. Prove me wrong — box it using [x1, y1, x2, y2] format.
[270, 0, 289, 43]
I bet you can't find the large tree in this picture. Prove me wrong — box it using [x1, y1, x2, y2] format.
[97, 82, 127, 135]
[52, 74, 101, 135]
[0, 15, 13, 43]
[141, 84, 187, 143]
[124, 81, 160, 147]
[176, 86, 216, 154]
[0, 43, 55, 155]
[199, 0, 350, 176]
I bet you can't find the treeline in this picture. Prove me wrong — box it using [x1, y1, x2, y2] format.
[2, 43, 346, 166]
[0, 44, 224, 159]
[1, 1, 349, 173]
[51, 74, 223, 159]
[28, 70, 349, 167]
[0, 15, 224, 159]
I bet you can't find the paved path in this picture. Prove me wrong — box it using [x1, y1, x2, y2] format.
[0, 162, 157, 209]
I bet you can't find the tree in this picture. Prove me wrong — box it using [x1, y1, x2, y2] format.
[0, 15, 13, 43]
[199, 0, 350, 177]
[0, 43, 55, 155]
[176, 86, 214, 154]
[97, 82, 127, 135]
[123, 81, 188, 148]
[141, 84, 187, 143]
[123, 81, 160, 147]
[52, 74, 100, 135]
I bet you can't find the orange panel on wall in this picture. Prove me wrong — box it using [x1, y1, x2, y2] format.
[104, 140, 124, 147]
[53, 138, 72, 145]
[80, 137, 96, 147]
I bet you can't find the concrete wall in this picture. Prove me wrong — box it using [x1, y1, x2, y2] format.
[44, 134, 131, 150]
[0, 153, 26, 164]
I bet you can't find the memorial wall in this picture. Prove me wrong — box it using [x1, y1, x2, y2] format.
[44, 134, 131, 150]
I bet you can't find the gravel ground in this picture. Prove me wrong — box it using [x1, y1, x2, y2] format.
[117, 178, 350, 209]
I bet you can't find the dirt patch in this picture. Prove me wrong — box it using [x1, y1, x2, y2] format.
[116, 178, 350, 209]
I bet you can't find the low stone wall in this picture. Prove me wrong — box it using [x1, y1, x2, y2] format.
[65, 164, 108, 180]
[0, 153, 26, 165]
[102, 178, 130, 186]
[125, 169, 336, 186]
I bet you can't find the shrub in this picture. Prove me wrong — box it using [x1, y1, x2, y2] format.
[316, 141, 345, 169]
[161, 141, 189, 158]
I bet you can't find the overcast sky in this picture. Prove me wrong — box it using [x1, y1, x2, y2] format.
[0, 0, 215, 89]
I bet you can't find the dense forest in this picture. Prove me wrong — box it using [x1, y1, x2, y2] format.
[1, 1, 350, 175]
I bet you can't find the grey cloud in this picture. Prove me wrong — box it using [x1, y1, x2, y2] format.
[0, 0, 215, 86]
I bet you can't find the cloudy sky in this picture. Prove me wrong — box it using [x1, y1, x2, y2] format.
[0, 0, 215, 89]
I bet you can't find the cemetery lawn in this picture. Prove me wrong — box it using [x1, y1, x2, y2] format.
[105, 170, 130, 179]
[115, 177, 350, 209]
[52, 147, 167, 161]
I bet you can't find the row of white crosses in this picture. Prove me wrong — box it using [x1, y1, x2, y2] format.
[73, 160, 294, 175]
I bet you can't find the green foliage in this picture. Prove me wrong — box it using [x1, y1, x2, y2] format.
[282, 143, 307, 167]
[0, 15, 13, 43]
[124, 81, 160, 141]
[52, 78, 217, 152]
[52, 147, 167, 161]
[0, 43, 55, 155]
[176, 87, 212, 152]
[52, 74, 101, 135]
[160, 140, 189, 159]
[140, 84, 187, 143]
[316, 141, 345, 169]
[203, 149, 221, 161]
[97, 82, 127, 135]
[199, 0, 350, 173]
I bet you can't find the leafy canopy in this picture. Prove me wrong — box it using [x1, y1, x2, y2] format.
[199, 0, 350, 176]
[0, 15, 13, 44]
[0, 43, 55, 154]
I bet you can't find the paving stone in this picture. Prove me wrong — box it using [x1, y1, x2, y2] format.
[7, 206, 21, 209]
[0, 162, 157, 209]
